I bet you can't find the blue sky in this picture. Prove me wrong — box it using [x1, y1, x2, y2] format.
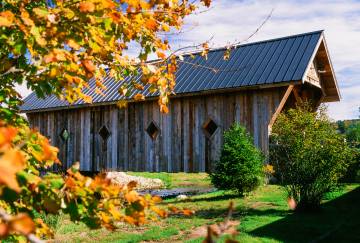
[170, 0, 360, 120]
[17, 0, 359, 120]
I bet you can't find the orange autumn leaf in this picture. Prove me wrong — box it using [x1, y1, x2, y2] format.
[201, 0, 212, 7]
[0, 11, 15, 27]
[151, 206, 167, 218]
[9, 213, 35, 235]
[41, 139, 59, 162]
[133, 94, 145, 101]
[182, 209, 194, 216]
[287, 197, 297, 210]
[0, 149, 25, 192]
[79, 2, 96, 13]
[64, 177, 77, 188]
[123, 215, 136, 225]
[134, 83, 144, 91]
[160, 104, 169, 113]
[127, 181, 137, 190]
[0, 223, 8, 237]
[125, 191, 139, 203]
[82, 60, 96, 73]
[152, 196, 162, 203]
[0, 126, 17, 149]
[168, 205, 178, 213]
[156, 51, 166, 59]
[43, 53, 57, 63]
[145, 18, 157, 30]
[101, 0, 117, 9]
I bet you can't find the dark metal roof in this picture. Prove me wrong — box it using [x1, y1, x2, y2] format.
[21, 30, 324, 112]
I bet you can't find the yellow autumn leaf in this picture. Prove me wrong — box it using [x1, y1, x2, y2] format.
[125, 191, 139, 203]
[67, 39, 80, 50]
[82, 95, 93, 103]
[162, 23, 170, 32]
[109, 205, 122, 220]
[20, 10, 34, 26]
[33, 7, 49, 19]
[0, 11, 14, 27]
[116, 100, 128, 108]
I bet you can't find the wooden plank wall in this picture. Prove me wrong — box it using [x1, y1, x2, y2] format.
[26, 87, 285, 172]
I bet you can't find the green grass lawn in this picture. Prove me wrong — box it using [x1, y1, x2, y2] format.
[51, 174, 360, 243]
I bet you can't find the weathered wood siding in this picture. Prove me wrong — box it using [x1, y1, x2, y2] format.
[27, 87, 285, 172]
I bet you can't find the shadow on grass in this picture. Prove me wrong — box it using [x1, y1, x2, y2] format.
[249, 186, 360, 243]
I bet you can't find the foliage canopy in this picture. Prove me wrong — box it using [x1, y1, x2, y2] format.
[0, 0, 210, 241]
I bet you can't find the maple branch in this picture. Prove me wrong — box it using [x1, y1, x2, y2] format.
[169, 7, 274, 57]
[178, 60, 219, 73]
[230, 8, 274, 47]
[0, 209, 44, 243]
[0, 66, 24, 77]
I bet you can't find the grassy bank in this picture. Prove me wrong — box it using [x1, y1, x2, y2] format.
[50, 173, 360, 242]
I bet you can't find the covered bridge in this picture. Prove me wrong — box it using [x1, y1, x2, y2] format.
[21, 30, 340, 172]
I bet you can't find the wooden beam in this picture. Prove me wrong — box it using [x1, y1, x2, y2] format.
[292, 87, 303, 104]
[268, 85, 294, 134]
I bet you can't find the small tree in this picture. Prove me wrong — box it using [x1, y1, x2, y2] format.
[270, 105, 352, 211]
[210, 123, 264, 195]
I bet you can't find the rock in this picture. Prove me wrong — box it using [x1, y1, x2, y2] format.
[176, 194, 188, 200]
[106, 172, 165, 190]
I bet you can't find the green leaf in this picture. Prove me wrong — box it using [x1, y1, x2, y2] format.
[49, 178, 64, 190]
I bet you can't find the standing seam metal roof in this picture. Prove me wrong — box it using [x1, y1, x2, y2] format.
[21, 30, 323, 112]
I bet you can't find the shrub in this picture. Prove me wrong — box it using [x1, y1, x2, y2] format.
[270, 105, 353, 211]
[210, 123, 264, 195]
[341, 122, 360, 182]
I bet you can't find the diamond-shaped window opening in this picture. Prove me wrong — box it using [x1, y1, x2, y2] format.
[99, 125, 111, 141]
[60, 128, 70, 142]
[203, 119, 218, 138]
[146, 121, 160, 140]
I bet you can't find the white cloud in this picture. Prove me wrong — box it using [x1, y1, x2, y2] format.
[15, 84, 32, 100]
[172, 0, 360, 120]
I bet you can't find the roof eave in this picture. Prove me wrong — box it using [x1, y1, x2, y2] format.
[301, 31, 341, 102]
[21, 80, 301, 113]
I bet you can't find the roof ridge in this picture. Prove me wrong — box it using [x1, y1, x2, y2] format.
[178, 30, 324, 57]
